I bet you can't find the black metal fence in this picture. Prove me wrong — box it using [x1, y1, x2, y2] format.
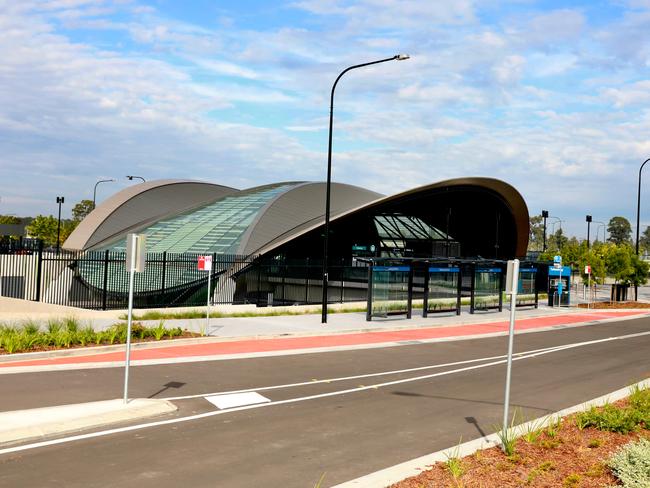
[0, 242, 371, 310]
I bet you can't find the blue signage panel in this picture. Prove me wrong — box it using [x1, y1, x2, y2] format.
[520, 268, 537, 272]
[428, 267, 459, 273]
[548, 265, 571, 276]
[476, 268, 502, 273]
[373, 266, 410, 272]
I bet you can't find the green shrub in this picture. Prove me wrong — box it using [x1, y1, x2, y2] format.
[608, 437, 650, 487]
[575, 403, 641, 434]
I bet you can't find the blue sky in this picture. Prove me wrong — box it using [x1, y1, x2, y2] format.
[1, 0, 650, 239]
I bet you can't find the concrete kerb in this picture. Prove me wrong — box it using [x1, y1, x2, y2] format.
[333, 378, 650, 488]
[0, 398, 177, 446]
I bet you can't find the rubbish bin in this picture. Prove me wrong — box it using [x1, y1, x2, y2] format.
[548, 286, 558, 306]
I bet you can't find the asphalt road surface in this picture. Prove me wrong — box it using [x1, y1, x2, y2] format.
[1, 316, 649, 488]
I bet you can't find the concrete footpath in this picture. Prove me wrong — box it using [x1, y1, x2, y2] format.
[1, 306, 646, 373]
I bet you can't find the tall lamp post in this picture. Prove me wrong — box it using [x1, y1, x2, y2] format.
[541, 210, 549, 252]
[126, 175, 146, 183]
[56, 196, 64, 255]
[586, 215, 592, 249]
[634, 157, 650, 301]
[93, 178, 116, 209]
[321, 54, 410, 324]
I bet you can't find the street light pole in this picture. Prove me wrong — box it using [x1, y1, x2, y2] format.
[93, 178, 116, 209]
[126, 175, 146, 183]
[586, 215, 592, 249]
[321, 54, 409, 324]
[634, 158, 650, 301]
[541, 210, 549, 252]
[56, 196, 64, 255]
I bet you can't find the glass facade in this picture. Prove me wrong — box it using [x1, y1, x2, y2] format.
[373, 213, 457, 257]
[102, 183, 300, 254]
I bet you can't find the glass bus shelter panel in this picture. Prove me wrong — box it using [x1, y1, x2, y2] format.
[516, 267, 538, 308]
[366, 265, 412, 321]
[423, 267, 461, 316]
[471, 267, 503, 313]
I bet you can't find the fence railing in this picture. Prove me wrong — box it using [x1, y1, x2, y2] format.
[0, 243, 371, 310]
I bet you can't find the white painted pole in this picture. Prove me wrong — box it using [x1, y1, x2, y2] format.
[502, 258, 519, 447]
[206, 264, 211, 336]
[123, 236, 137, 404]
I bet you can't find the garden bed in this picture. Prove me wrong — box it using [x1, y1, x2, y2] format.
[392, 386, 650, 487]
[0, 318, 201, 354]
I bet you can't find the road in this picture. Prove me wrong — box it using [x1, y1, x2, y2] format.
[0, 316, 649, 488]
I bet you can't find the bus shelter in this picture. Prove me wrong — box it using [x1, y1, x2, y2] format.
[366, 264, 413, 321]
[516, 265, 538, 308]
[470, 265, 503, 313]
[423, 265, 461, 316]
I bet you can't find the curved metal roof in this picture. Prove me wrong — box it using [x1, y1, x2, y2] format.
[63, 179, 238, 250]
[250, 177, 529, 257]
[65, 177, 528, 258]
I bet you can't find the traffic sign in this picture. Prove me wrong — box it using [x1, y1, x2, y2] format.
[198, 255, 212, 271]
[585, 265, 591, 274]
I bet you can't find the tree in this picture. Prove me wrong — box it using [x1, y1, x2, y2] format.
[607, 216, 632, 245]
[528, 215, 544, 252]
[0, 215, 21, 224]
[25, 215, 76, 247]
[548, 228, 568, 251]
[606, 245, 633, 283]
[72, 199, 95, 222]
[639, 226, 650, 254]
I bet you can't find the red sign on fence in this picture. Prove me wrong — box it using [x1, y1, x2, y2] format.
[198, 255, 212, 271]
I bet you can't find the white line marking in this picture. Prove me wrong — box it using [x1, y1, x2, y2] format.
[1, 329, 649, 456]
[161, 343, 578, 401]
[204, 392, 270, 410]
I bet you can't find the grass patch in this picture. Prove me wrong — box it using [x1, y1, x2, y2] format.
[0, 319, 196, 354]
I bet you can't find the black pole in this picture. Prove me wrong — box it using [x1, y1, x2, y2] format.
[56, 196, 64, 255]
[321, 54, 409, 324]
[586, 215, 592, 249]
[635, 158, 650, 301]
[635, 158, 650, 256]
[541, 210, 548, 252]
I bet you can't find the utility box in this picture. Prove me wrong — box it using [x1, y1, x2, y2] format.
[548, 265, 571, 306]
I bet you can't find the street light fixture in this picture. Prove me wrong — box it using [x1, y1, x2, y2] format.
[586, 215, 592, 249]
[56, 196, 64, 255]
[93, 178, 116, 209]
[126, 175, 146, 183]
[321, 54, 410, 324]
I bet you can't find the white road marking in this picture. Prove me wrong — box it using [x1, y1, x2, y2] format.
[204, 392, 270, 410]
[1, 329, 649, 456]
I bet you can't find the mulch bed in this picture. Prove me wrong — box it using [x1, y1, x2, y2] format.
[392, 399, 648, 487]
[578, 301, 650, 309]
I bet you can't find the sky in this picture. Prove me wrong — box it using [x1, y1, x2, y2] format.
[1, 0, 650, 239]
